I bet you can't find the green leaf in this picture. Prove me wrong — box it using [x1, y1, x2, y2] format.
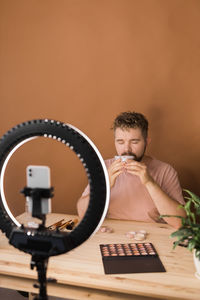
[188, 240, 196, 251]
[171, 229, 192, 239]
[183, 189, 200, 205]
[173, 240, 181, 249]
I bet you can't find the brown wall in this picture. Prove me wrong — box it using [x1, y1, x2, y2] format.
[0, 0, 200, 217]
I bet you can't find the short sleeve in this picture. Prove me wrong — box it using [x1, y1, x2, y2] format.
[160, 165, 185, 205]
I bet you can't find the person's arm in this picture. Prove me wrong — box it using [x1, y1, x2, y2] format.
[125, 161, 186, 229]
[144, 180, 186, 228]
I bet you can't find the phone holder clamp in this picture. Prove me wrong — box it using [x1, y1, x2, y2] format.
[21, 187, 54, 222]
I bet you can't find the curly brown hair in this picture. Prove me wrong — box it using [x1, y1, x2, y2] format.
[112, 111, 148, 139]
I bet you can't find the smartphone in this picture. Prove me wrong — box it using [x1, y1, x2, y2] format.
[26, 165, 52, 215]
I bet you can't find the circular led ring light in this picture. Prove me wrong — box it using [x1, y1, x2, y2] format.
[0, 119, 110, 253]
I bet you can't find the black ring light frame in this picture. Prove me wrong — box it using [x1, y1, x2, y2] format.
[0, 119, 110, 256]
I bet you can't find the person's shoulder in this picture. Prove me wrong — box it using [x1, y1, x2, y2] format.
[145, 156, 176, 173]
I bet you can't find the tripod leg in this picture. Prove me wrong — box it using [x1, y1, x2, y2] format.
[31, 256, 49, 300]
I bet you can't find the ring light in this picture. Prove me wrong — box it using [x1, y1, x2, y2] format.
[0, 119, 110, 254]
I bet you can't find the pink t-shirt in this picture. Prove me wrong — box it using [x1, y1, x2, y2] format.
[77, 156, 185, 223]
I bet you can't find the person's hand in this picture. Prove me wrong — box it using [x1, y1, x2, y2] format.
[108, 159, 124, 188]
[124, 160, 154, 185]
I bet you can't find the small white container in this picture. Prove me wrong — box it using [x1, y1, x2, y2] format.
[115, 156, 134, 162]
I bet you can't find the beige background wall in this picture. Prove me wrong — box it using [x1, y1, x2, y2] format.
[0, 0, 200, 217]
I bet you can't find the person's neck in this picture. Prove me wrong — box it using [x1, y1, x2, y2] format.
[141, 155, 151, 163]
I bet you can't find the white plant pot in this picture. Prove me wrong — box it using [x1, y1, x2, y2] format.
[193, 250, 200, 279]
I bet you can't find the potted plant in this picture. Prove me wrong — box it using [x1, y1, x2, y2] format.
[162, 189, 200, 279]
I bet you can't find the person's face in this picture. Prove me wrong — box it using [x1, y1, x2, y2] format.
[114, 127, 149, 162]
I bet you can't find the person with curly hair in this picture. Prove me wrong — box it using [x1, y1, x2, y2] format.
[77, 111, 186, 228]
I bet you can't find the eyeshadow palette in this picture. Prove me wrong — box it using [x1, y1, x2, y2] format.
[99, 243, 166, 274]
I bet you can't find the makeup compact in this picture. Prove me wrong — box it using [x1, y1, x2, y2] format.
[100, 242, 166, 274]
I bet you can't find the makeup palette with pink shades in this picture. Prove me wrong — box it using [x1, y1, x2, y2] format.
[99, 242, 166, 274]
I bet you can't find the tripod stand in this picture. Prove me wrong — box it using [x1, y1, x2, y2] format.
[20, 187, 54, 300]
[31, 255, 49, 300]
